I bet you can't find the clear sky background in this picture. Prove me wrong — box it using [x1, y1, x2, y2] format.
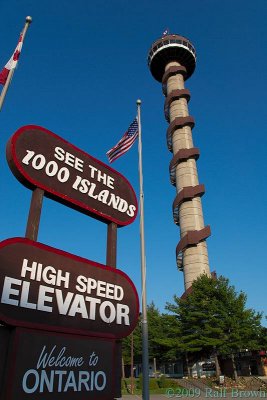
[0, 0, 266, 325]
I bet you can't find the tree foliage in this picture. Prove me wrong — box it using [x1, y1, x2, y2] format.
[122, 302, 181, 365]
[123, 275, 266, 368]
[122, 316, 142, 365]
[165, 275, 263, 357]
[146, 302, 182, 362]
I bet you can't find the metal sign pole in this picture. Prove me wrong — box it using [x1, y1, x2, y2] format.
[137, 99, 150, 400]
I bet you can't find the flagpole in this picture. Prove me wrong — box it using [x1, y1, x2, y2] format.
[0, 16, 32, 112]
[136, 99, 150, 400]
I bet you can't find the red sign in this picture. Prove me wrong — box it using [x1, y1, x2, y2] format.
[0, 238, 139, 339]
[7, 125, 138, 226]
[3, 328, 119, 400]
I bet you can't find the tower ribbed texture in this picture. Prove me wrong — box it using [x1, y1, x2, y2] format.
[148, 34, 211, 290]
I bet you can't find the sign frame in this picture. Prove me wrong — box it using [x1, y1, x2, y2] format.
[0, 237, 139, 339]
[6, 125, 138, 227]
[2, 327, 119, 400]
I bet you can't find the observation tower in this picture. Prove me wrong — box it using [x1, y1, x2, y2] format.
[148, 34, 211, 291]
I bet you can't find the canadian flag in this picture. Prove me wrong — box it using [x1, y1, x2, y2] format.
[0, 33, 23, 85]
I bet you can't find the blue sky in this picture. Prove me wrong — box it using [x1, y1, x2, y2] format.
[0, 0, 267, 325]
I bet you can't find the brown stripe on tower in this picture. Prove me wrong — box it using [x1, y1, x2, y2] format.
[147, 34, 211, 290]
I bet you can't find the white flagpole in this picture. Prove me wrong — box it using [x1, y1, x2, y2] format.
[0, 16, 32, 112]
[136, 99, 150, 400]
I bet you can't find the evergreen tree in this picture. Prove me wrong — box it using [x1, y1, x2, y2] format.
[122, 316, 142, 366]
[152, 312, 182, 362]
[165, 275, 264, 375]
[146, 302, 166, 361]
[123, 277, 265, 379]
[122, 302, 181, 368]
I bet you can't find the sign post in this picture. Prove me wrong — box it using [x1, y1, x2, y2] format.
[25, 188, 44, 241]
[106, 222, 117, 268]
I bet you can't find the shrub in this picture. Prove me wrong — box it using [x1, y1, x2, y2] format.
[158, 376, 178, 388]
[137, 374, 142, 390]
[167, 379, 179, 388]
[121, 378, 137, 393]
[136, 375, 159, 391]
[158, 374, 167, 388]
[149, 378, 159, 390]
[121, 379, 127, 391]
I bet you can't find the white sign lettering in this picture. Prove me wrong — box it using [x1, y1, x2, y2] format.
[21, 148, 136, 218]
[0, 258, 130, 326]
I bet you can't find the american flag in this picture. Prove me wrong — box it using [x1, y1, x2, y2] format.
[106, 118, 139, 163]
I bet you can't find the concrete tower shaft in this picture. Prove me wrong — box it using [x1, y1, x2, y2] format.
[148, 34, 211, 290]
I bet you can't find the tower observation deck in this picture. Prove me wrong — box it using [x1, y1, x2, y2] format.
[148, 34, 211, 291]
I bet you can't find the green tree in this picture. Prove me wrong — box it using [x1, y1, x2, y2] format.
[122, 302, 181, 370]
[165, 274, 264, 378]
[146, 302, 166, 361]
[152, 312, 182, 363]
[122, 316, 142, 366]
[258, 326, 267, 349]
